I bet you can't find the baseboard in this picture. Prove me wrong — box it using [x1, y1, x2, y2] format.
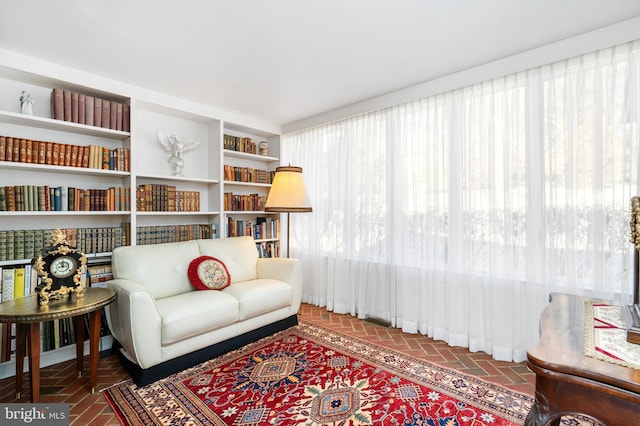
[115, 315, 299, 387]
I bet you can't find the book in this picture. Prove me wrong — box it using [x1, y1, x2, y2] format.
[110, 101, 117, 130]
[94, 97, 102, 127]
[0, 135, 5, 161]
[85, 95, 95, 126]
[63, 90, 72, 121]
[78, 93, 86, 124]
[101, 100, 111, 129]
[71, 91, 79, 123]
[51, 88, 64, 120]
[12, 137, 19, 161]
[13, 267, 25, 298]
[123, 104, 130, 132]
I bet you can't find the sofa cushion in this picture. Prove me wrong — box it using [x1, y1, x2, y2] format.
[111, 240, 200, 299]
[188, 256, 231, 290]
[197, 236, 259, 283]
[223, 279, 292, 320]
[156, 291, 239, 346]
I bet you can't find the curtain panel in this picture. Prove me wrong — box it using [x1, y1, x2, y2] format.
[281, 41, 640, 363]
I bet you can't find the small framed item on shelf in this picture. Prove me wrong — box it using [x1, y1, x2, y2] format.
[33, 228, 87, 306]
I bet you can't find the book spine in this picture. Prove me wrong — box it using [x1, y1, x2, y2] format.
[51, 89, 64, 120]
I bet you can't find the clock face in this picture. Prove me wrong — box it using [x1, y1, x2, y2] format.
[50, 256, 78, 279]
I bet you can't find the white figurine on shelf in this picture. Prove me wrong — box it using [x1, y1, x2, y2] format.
[158, 129, 200, 176]
[20, 91, 34, 115]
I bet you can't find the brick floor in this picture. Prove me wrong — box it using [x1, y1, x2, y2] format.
[0, 303, 535, 424]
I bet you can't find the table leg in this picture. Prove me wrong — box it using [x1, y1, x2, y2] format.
[27, 322, 41, 403]
[88, 309, 101, 393]
[15, 323, 27, 399]
[75, 315, 85, 377]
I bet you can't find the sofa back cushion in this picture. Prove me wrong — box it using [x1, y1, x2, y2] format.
[196, 236, 258, 283]
[111, 240, 201, 299]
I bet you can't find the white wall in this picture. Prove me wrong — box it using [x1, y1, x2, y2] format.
[283, 16, 640, 134]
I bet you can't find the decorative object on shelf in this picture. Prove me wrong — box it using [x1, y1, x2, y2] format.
[265, 165, 312, 257]
[157, 129, 201, 177]
[33, 228, 87, 306]
[259, 140, 269, 156]
[19, 90, 33, 115]
[625, 195, 640, 343]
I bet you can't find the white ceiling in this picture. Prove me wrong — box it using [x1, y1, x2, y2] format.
[2, 1, 640, 129]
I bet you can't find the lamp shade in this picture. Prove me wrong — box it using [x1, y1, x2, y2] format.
[265, 166, 312, 213]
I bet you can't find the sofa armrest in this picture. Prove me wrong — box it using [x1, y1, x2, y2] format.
[256, 258, 303, 315]
[105, 278, 163, 368]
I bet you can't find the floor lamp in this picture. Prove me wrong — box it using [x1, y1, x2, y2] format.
[264, 166, 312, 257]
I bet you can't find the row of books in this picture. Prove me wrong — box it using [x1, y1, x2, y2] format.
[0, 265, 39, 303]
[136, 184, 201, 212]
[51, 88, 130, 132]
[223, 134, 259, 154]
[0, 227, 126, 261]
[223, 165, 275, 184]
[227, 217, 280, 240]
[224, 192, 267, 212]
[0, 136, 130, 171]
[0, 185, 130, 212]
[135, 224, 219, 246]
[256, 241, 279, 258]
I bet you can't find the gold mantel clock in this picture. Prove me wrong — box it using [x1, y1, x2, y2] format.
[33, 228, 86, 306]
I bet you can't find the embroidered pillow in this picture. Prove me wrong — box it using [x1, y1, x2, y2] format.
[188, 256, 231, 291]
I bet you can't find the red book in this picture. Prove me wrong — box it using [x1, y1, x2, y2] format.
[51, 89, 64, 120]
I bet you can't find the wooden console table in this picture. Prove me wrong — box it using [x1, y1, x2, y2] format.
[0, 287, 116, 402]
[525, 293, 640, 425]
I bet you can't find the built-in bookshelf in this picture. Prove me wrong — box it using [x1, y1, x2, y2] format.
[0, 54, 283, 377]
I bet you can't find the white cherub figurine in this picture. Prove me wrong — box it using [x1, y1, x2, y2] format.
[158, 129, 200, 176]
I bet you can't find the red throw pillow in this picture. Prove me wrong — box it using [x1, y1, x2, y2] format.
[188, 256, 231, 290]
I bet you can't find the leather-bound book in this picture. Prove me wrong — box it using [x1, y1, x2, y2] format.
[94, 97, 102, 127]
[63, 90, 72, 121]
[51, 89, 64, 120]
[101, 100, 111, 129]
[85, 96, 94, 126]
[71, 92, 79, 123]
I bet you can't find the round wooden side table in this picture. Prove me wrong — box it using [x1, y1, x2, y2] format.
[0, 287, 116, 402]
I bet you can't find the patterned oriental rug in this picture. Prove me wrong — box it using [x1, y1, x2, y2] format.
[103, 321, 535, 425]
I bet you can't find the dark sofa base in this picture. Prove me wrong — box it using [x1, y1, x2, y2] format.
[115, 315, 299, 387]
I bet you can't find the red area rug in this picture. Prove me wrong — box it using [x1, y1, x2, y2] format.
[103, 321, 534, 425]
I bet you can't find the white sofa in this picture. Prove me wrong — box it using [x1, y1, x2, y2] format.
[105, 236, 302, 386]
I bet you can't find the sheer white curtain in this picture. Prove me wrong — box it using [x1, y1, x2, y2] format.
[282, 41, 640, 363]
